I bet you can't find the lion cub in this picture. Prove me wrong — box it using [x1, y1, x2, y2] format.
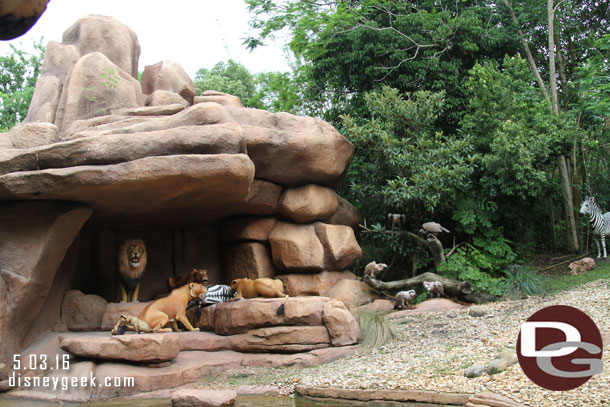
[139, 283, 207, 332]
[111, 314, 153, 335]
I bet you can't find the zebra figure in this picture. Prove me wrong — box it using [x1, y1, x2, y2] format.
[580, 196, 610, 258]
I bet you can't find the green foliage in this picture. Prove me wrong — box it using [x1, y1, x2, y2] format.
[194, 59, 304, 113]
[502, 265, 546, 299]
[0, 40, 44, 130]
[353, 311, 398, 350]
[575, 34, 610, 131]
[342, 86, 475, 216]
[438, 230, 516, 296]
[246, 0, 518, 126]
[195, 59, 256, 103]
[341, 86, 475, 271]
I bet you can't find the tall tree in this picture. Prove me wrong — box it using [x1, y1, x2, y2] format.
[0, 40, 44, 130]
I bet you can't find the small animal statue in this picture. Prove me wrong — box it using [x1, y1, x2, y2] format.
[394, 290, 417, 310]
[419, 222, 450, 236]
[139, 283, 207, 332]
[568, 257, 596, 275]
[168, 268, 208, 291]
[388, 213, 407, 230]
[580, 196, 610, 258]
[363, 261, 388, 279]
[423, 281, 445, 298]
[230, 278, 289, 315]
[118, 238, 147, 303]
[111, 314, 153, 335]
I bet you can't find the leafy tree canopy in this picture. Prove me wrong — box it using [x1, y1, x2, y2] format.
[0, 39, 44, 131]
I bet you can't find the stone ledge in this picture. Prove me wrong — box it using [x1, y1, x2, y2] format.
[295, 386, 473, 405]
[60, 333, 180, 363]
[7, 347, 359, 401]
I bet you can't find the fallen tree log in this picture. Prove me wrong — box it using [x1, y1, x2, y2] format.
[363, 272, 498, 303]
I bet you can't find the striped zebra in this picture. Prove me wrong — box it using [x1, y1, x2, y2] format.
[187, 284, 235, 311]
[580, 196, 610, 258]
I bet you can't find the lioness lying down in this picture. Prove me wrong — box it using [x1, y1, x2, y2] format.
[139, 282, 207, 332]
[230, 277, 289, 315]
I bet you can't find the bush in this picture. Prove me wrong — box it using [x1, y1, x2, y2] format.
[354, 311, 399, 350]
[502, 264, 546, 299]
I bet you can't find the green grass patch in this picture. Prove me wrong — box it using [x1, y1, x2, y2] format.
[544, 261, 610, 293]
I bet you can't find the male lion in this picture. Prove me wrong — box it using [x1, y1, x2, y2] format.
[230, 278, 289, 315]
[118, 238, 147, 303]
[168, 268, 208, 291]
[139, 283, 207, 332]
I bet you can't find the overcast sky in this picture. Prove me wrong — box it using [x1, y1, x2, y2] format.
[0, 0, 291, 78]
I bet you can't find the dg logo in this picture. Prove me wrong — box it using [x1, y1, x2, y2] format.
[517, 305, 604, 391]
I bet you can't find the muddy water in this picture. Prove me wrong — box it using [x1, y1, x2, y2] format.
[0, 395, 454, 407]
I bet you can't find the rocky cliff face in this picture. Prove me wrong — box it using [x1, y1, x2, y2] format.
[0, 15, 362, 381]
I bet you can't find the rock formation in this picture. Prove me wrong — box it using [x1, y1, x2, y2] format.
[0, 14, 362, 397]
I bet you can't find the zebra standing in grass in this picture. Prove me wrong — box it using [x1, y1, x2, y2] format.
[580, 196, 610, 258]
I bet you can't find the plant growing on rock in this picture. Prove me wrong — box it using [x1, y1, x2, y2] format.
[82, 67, 121, 117]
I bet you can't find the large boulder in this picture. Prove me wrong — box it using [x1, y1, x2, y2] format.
[268, 222, 325, 273]
[279, 184, 339, 223]
[0, 122, 247, 175]
[220, 217, 277, 243]
[324, 279, 380, 310]
[241, 179, 282, 215]
[231, 326, 331, 353]
[54, 52, 144, 130]
[23, 75, 64, 124]
[314, 222, 362, 270]
[0, 202, 92, 379]
[277, 270, 357, 297]
[62, 14, 140, 78]
[61, 290, 108, 331]
[323, 300, 361, 346]
[233, 109, 354, 187]
[195, 90, 243, 108]
[325, 196, 361, 231]
[60, 333, 180, 363]
[8, 122, 60, 149]
[222, 242, 276, 282]
[212, 296, 359, 349]
[0, 154, 255, 227]
[147, 90, 189, 107]
[213, 297, 327, 335]
[141, 60, 196, 104]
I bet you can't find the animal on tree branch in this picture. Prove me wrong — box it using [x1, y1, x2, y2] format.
[388, 213, 406, 230]
[363, 272, 497, 303]
[364, 261, 388, 279]
[423, 281, 445, 298]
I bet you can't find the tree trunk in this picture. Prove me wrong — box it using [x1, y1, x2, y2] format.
[557, 154, 579, 252]
[548, 0, 559, 114]
[363, 272, 498, 303]
[501, 0, 549, 102]
[407, 232, 445, 268]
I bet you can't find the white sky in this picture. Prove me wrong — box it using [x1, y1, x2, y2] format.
[0, 0, 291, 78]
